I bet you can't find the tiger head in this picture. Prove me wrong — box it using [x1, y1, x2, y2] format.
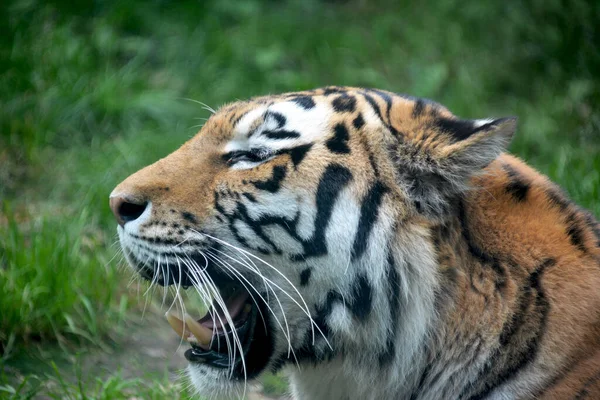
[110, 87, 515, 398]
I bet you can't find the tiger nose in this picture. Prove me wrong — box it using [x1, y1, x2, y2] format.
[109, 195, 149, 227]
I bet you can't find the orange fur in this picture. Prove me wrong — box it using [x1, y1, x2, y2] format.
[112, 87, 600, 399]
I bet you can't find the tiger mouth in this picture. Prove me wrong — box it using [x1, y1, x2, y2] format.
[132, 253, 275, 377]
[166, 282, 258, 368]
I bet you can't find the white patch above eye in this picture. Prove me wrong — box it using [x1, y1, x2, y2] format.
[267, 101, 331, 143]
[224, 100, 332, 163]
[234, 106, 268, 137]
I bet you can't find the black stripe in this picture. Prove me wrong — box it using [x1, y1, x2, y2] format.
[566, 212, 587, 253]
[348, 274, 372, 321]
[502, 164, 530, 202]
[323, 86, 345, 95]
[353, 114, 365, 130]
[459, 198, 508, 294]
[411, 362, 435, 400]
[351, 181, 388, 261]
[181, 211, 198, 224]
[234, 206, 302, 255]
[231, 111, 248, 127]
[242, 192, 257, 202]
[332, 95, 357, 113]
[234, 202, 281, 254]
[359, 138, 380, 178]
[286, 143, 313, 169]
[262, 129, 301, 140]
[265, 111, 286, 128]
[213, 191, 227, 215]
[435, 118, 477, 142]
[215, 192, 259, 251]
[252, 165, 287, 192]
[361, 91, 400, 137]
[490, 260, 508, 292]
[291, 96, 316, 110]
[225, 166, 354, 261]
[423, 338, 486, 400]
[370, 89, 403, 138]
[368, 89, 394, 125]
[462, 258, 555, 400]
[546, 187, 571, 212]
[300, 268, 312, 286]
[361, 93, 384, 125]
[533, 359, 580, 398]
[315, 290, 343, 331]
[458, 200, 495, 264]
[227, 164, 353, 261]
[412, 99, 425, 118]
[379, 251, 401, 366]
[326, 123, 351, 154]
[298, 164, 353, 258]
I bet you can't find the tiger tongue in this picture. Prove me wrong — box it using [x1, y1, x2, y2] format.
[200, 291, 251, 329]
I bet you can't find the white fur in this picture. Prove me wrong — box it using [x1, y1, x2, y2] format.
[116, 96, 524, 400]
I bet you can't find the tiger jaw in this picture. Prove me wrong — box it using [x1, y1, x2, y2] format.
[117, 227, 280, 377]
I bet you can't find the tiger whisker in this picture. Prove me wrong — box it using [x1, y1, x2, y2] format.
[181, 255, 227, 352]
[183, 254, 247, 384]
[182, 256, 233, 365]
[204, 250, 272, 330]
[180, 97, 217, 114]
[205, 250, 297, 361]
[203, 233, 331, 349]
[140, 249, 159, 319]
[206, 249, 297, 357]
[173, 255, 222, 355]
[180, 253, 222, 343]
[160, 254, 169, 309]
[199, 233, 313, 316]
[208, 249, 271, 330]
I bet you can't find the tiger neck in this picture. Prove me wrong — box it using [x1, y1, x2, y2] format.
[289, 222, 441, 400]
[289, 201, 520, 400]
[415, 198, 540, 400]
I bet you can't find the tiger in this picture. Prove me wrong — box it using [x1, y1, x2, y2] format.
[110, 86, 600, 400]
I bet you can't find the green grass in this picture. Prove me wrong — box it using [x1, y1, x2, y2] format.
[1, 0, 598, 397]
[0, 362, 194, 400]
[0, 204, 127, 349]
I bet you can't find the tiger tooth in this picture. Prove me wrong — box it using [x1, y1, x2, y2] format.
[166, 311, 186, 339]
[184, 314, 213, 345]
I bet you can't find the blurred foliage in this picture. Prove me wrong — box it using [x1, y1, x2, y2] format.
[0, 202, 126, 350]
[0, 360, 196, 399]
[0, 0, 598, 396]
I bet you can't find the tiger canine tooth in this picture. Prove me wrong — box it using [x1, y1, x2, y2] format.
[166, 311, 186, 338]
[184, 314, 213, 345]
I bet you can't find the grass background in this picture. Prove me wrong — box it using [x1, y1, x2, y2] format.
[1, 0, 598, 397]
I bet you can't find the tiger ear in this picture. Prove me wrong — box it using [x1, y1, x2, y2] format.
[394, 117, 517, 219]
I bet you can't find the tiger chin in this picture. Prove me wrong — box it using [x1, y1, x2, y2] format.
[110, 87, 600, 400]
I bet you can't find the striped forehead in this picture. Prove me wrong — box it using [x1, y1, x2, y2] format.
[224, 98, 332, 152]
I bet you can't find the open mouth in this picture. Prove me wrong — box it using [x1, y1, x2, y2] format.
[160, 265, 274, 378]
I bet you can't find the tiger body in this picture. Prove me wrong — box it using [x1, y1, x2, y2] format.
[110, 87, 600, 399]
